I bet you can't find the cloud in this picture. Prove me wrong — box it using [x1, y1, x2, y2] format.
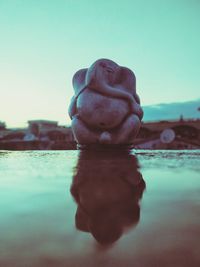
[142, 99, 200, 121]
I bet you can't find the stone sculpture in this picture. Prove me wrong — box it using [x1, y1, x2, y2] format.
[69, 59, 143, 147]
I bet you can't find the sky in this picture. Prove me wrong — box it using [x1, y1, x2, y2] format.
[0, 0, 199, 127]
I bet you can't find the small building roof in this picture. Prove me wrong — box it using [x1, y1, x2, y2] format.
[28, 120, 58, 125]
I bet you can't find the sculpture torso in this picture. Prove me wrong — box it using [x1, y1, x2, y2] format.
[77, 88, 129, 129]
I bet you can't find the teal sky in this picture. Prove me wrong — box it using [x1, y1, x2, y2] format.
[0, 0, 199, 127]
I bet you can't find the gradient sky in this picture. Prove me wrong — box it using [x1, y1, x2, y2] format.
[0, 0, 199, 127]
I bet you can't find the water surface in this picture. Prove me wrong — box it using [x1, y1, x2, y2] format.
[0, 150, 199, 267]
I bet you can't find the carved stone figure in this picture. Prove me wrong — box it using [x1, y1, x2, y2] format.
[69, 59, 143, 147]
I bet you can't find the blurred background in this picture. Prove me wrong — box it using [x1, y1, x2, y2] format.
[0, 0, 199, 149]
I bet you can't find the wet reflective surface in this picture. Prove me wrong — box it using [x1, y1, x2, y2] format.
[0, 150, 200, 267]
[71, 150, 145, 245]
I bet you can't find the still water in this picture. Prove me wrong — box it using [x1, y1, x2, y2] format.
[0, 150, 199, 267]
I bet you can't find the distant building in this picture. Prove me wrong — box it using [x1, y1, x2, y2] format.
[28, 120, 58, 133]
[0, 121, 6, 130]
[27, 120, 74, 141]
[0, 119, 76, 150]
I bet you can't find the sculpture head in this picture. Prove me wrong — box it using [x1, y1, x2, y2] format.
[72, 58, 136, 96]
[86, 59, 120, 86]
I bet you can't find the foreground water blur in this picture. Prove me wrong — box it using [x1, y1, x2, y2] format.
[0, 150, 200, 267]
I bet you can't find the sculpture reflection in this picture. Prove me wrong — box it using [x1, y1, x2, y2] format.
[70, 150, 146, 245]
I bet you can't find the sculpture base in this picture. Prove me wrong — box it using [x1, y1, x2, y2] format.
[77, 144, 134, 151]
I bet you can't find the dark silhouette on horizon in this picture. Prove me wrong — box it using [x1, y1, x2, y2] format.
[0, 118, 200, 150]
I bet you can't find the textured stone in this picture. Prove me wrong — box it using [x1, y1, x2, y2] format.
[68, 59, 143, 146]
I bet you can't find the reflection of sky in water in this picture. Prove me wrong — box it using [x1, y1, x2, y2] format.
[0, 150, 200, 267]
